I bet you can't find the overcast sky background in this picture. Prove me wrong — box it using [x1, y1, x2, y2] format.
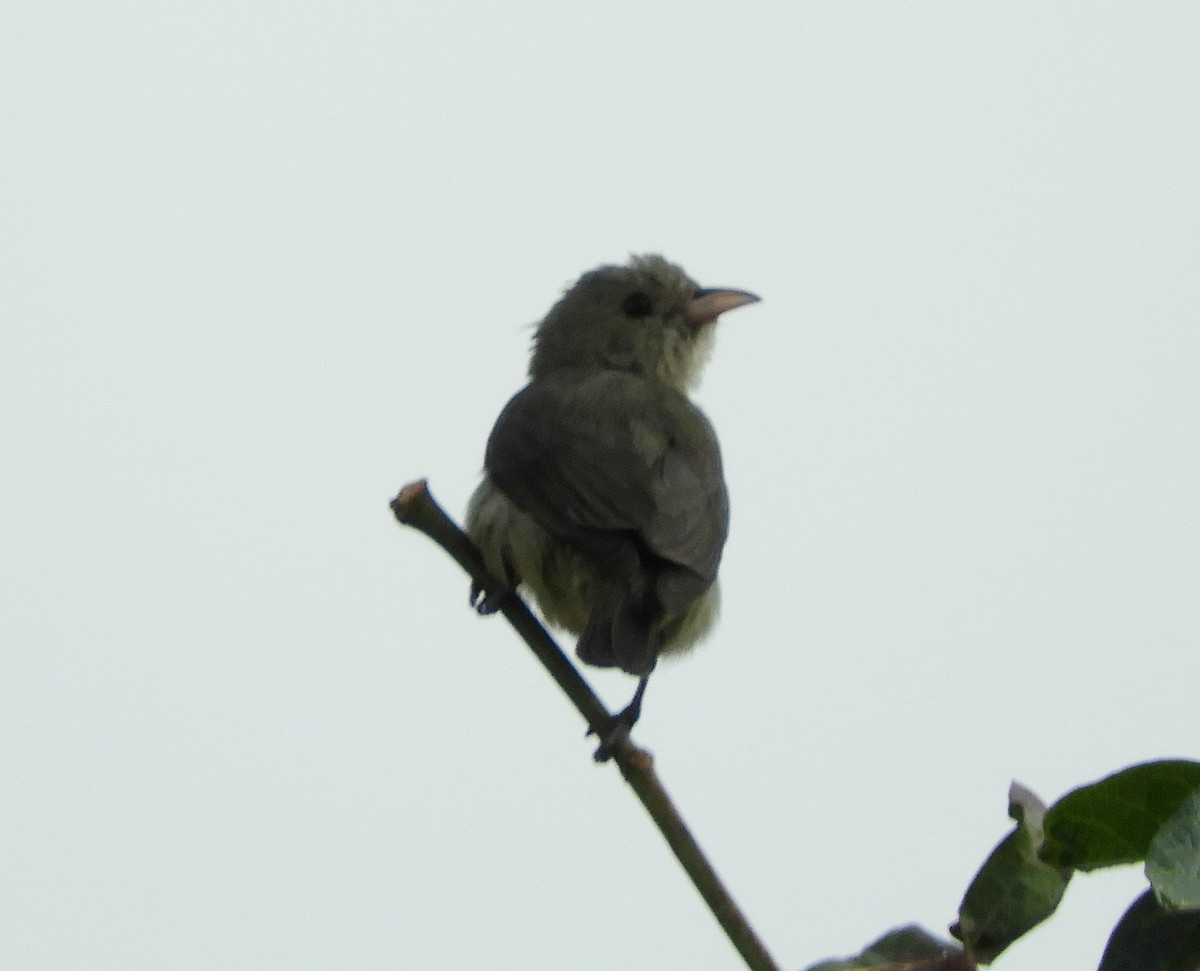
[4, 3, 1198, 969]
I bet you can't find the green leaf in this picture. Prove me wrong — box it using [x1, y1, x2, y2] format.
[951, 783, 1071, 964]
[803, 925, 971, 971]
[1041, 761, 1200, 870]
[1147, 784, 1200, 911]
[1097, 889, 1200, 971]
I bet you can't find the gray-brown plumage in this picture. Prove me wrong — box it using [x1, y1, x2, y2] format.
[466, 254, 757, 746]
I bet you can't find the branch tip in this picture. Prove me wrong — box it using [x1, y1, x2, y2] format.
[390, 479, 430, 522]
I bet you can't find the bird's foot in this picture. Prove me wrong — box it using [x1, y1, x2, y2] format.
[588, 703, 640, 762]
[588, 674, 649, 762]
[469, 579, 511, 615]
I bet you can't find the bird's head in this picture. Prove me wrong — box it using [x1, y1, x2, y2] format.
[529, 254, 759, 392]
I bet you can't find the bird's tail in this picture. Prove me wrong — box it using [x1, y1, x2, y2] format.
[576, 592, 658, 676]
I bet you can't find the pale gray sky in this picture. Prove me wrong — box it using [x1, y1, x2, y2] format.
[3, 3, 1197, 969]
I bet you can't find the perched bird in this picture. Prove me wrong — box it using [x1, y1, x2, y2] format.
[465, 254, 758, 755]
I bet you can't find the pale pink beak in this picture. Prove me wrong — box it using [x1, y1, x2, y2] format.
[687, 287, 761, 326]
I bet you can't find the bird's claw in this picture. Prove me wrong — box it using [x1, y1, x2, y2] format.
[588, 715, 633, 762]
[588, 672, 650, 762]
[469, 579, 509, 615]
[588, 701, 644, 763]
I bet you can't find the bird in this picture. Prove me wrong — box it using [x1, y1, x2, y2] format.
[465, 254, 758, 757]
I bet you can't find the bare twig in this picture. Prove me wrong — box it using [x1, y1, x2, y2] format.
[391, 479, 781, 971]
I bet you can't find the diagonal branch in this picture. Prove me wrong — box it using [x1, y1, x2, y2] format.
[391, 479, 781, 971]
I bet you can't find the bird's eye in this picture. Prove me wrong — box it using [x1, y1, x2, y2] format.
[621, 291, 654, 318]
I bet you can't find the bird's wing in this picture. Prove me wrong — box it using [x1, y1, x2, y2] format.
[485, 371, 728, 584]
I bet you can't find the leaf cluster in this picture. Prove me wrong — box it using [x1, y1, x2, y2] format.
[809, 761, 1200, 970]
